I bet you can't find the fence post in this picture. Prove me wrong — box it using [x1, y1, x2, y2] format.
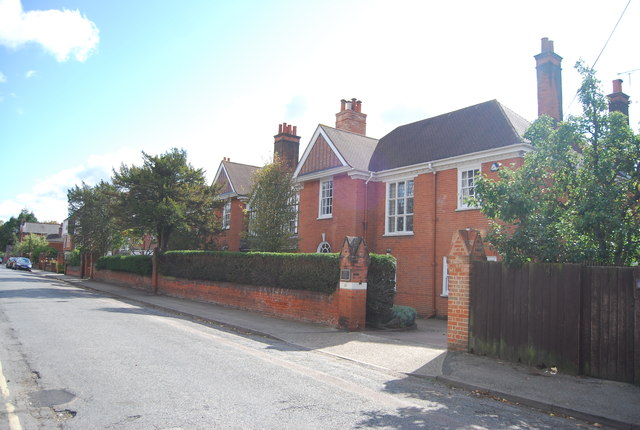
[338, 236, 369, 331]
[447, 229, 486, 352]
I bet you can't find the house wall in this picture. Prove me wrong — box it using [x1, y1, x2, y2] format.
[367, 157, 522, 317]
[216, 197, 247, 251]
[297, 156, 523, 318]
[298, 174, 367, 253]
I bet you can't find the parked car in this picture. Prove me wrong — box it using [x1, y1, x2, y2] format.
[14, 257, 32, 271]
[6, 257, 17, 269]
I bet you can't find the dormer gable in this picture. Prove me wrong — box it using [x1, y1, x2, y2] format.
[212, 158, 260, 199]
[293, 125, 378, 180]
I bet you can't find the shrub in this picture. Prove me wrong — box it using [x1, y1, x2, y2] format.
[366, 254, 398, 326]
[96, 255, 152, 276]
[66, 249, 81, 267]
[159, 251, 339, 294]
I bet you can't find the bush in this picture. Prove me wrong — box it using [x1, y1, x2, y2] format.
[366, 254, 398, 326]
[159, 251, 339, 294]
[96, 255, 152, 276]
[66, 249, 81, 266]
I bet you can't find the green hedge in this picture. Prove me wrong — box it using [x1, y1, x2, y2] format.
[159, 251, 340, 294]
[366, 254, 397, 325]
[96, 255, 153, 277]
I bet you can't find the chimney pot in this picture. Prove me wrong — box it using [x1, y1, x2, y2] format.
[340, 99, 346, 112]
[292, 125, 297, 135]
[613, 79, 623, 94]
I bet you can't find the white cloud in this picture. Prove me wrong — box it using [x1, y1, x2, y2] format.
[0, 0, 99, 62]
[0, 71, 6, 83]
[0, 147, 141, 223]
[24, 69, 36, 78]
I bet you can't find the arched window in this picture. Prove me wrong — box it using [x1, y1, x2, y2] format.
[317, 241, 331, 253]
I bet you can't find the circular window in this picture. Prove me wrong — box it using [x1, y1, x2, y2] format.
[317, 241, 331, 253]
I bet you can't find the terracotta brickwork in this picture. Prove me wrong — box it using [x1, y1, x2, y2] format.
[65, 265, 81, 277]
[361, 158, 521, 317]
[337, 237, 369, 330]
[298, 174, 367, 253]
[216, 197, 247, 251]
[87, 240, 371, 331]
[93, 269, 154, 292]
[447, 229, 486, 352]
[158, 276, 340, 326]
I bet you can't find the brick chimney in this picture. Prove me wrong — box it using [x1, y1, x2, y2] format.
[274, 123, 300, 171]
[335, 98, 367, 135]
[535, 37, 563, 122]
[607, 79, 630, 122]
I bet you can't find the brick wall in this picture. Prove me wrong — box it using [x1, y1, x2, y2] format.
[65, 265, 81, 277]
[298, 174, 367, 253]
[87, 238, 370, 331]
[216, 197, 247, 251]
[447, 229, 485, 351]
[158, 276, 341, 326]
[93, 269, 154, 292]
[365, 157, 522, 317]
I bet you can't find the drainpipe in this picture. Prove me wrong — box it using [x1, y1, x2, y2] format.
[363, 172, 374, 240]
[431, 166, 438, 317]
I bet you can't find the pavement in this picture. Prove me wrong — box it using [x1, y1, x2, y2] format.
[32, 270, 640, 430]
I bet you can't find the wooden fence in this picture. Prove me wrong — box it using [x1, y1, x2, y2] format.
[470, 262, 639, 384]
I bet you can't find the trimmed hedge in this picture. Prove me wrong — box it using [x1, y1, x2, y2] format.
[96, 255, 153, 277]
[158, 251, 340, 294]
[366, 254, 397, 325]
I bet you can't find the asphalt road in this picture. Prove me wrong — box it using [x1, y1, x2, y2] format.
[0, 268, 589, 429]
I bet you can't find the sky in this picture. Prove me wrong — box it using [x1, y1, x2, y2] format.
[0, 0, 638, 223]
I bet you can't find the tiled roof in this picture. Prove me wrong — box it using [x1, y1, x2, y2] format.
[319, 125, 379, 171]
[368, 100, 530, 171]
[222, 160, 260, 196]
[22, 222, 60, 235]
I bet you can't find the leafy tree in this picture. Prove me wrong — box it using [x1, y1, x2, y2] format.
[245, 157, 298, 252]
[67, 181, 124, 256]
[476, 62, 640, 266]
[14, 233, 52, 261]
[0, 209, 37, 251]
[112, 148, 221, 251]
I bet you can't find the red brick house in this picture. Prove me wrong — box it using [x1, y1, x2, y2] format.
[293, 98, 531, 317]
[213, 38, 601, 318]
[212, 158, 260, 251]
[211, 123, 302, 251]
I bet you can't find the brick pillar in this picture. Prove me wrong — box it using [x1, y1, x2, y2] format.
[152, 248, 159, 294]
[338, 236, 369, 331]
[447, 229, 486, 351]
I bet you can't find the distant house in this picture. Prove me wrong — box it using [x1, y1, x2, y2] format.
[211, 124, 301, 251]
[19, 221, 65, 266]
[212, 158, 260, 251]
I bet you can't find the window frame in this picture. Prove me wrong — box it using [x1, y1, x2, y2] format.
[458, 165, 481, 210]
[318, 179, 334, 219]
[222, 199, 231, 230]
[384, 178, 415, 236]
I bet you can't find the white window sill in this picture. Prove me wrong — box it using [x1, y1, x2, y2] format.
[441, 294, 449, 298]
[317, 215, 333, 220]
[455, 206, 481, 212]
[382, 232, 414, 237]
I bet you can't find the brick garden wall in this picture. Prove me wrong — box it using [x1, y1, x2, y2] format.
[86, 237, 369, 330]
[157, 276, 340, 326]
[93, 269, 154, 292]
